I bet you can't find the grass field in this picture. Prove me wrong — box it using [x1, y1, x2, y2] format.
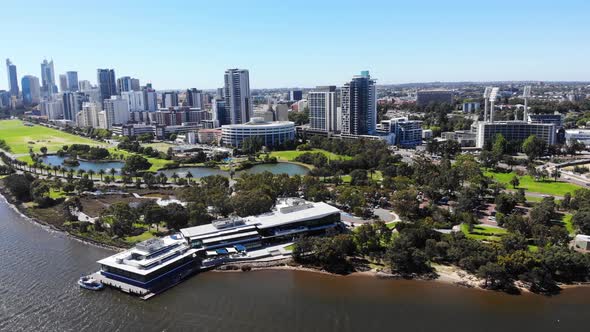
[486, 171, 581, 196]
[562, 213, 575, 235]
[270, 149, 353, 162]
[0, 120, 105, 154]
[461, 223, 508, 242]
[144, 142, 175, 153]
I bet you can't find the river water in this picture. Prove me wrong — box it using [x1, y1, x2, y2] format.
[1, 196, 589, 331]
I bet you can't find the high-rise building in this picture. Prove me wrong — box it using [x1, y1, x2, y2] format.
[43, 99, 64, 120]
[341, 71, 376, 135]
[121, 91, 146, 112]
[130, 78, 140, 91]
[62, 92, 81, 121]
[59, 74, 68, 92]
[97, 69, 117, 102]
[77, 102, 102, 128]
[78, 80, 92, 91]
[6, 59, 19, 97]
[117, 76, 132, 93]
[40, 59, 58, 97]
[66, 71, 79, 92]
[224, 69, 252, 124]
[103, 96, 130, 128]
[289, 89, 303, 101]
[186, 88, 203, 108]
[212, 98, 228, 126]
[273, 103, 289, 122]
[162, 92, 178, 108]
[308, 86, 338, 132]
[21, 75, 41, 105]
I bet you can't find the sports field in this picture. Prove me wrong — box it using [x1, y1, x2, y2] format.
[0, 120, 105, 154]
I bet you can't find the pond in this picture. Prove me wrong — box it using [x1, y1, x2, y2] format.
[160, 162, 309, 178]
[41, 155, 125, 175]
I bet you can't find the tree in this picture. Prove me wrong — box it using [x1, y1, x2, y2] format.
[573, 208, 590, 234]
[185, 171, 193, 184]
[509, 175, 520, 189]
[349, 169, 368, 186]
[492, 134, 508, 161]
[522, 135, 546, 161]
[40, 146, 48, 155]
[88, 169, 95, 180]
[98, 169, 105, 182]
[231, 189, 274, 217]
[122, 155, 152, 175]
[108, 202, 138, 237]
[164, 203, 189, 230]
[495, 193, 516, 215]
[477, 262, 511, 290]
[171, 172, 179, 184]
[551, 168, 561, 182]
[386, 235, 431, 275]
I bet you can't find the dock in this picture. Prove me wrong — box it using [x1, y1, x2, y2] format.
[91, 272, 155, 299]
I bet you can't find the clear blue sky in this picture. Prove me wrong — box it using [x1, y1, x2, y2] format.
[1, 0, 589, 90]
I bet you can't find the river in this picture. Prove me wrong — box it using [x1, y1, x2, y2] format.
[0, 196, 589, 331]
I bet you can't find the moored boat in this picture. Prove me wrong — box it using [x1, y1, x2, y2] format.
[78, 275, 104, 291]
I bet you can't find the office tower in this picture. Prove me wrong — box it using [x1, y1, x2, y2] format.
[130, 78, 140, 91]
[212, 98, 228, 126]
[121, 91, 145, 111]
[103, 96, 130, 128]
[97, 69, 117, 102]
[78, 80, 92, 91]
[44, 100, 64, 120]
[143, 87, 157, 112]
[40, 59, 58, 97]
[224, 69, 252, 124]
[187, 88, 203, 108]
[309, 86, 338, 132]
[21, 75, 41, 105]
[66, 71, 79, 92]
[217, 88, 224, 99]
[62, 92, 81, 121]
[59, 74, 68, 92]
[290, 89, 303, 101]
[117, 76, 132, 93]
[6, 59, 19, 96]
[341, 71, 377, 135]
[162, 92, 178, 108]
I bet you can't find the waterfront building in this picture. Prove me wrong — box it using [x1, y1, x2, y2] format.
[289, 89, 303, 101]
[103, 96, 130, 128]
[66, 71, 79, 92]
[40, 59, 58, 97]
[97, 235, 200, 294]
[97, 69, 117, 103]
[21, 75, 41, 105]
[377, 117, 423, 147]
[308, 86, 338, 133]
[416, 90, 453, 106]
[224, 68, 252, 124]
[475, 121, 556, 148]
[221, 118, 295, 147]
[341, 71, 377, 136]
[6, 59, 19, 97]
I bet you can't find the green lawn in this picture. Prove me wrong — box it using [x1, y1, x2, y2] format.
[284, 244, 295, 251]
[143, 142, 175, 153]
[562, 214, 575, 235]
[341, 170, 383, 183]
[461, 223, 508, 242]
[486, 171, 581, 196]
[125, 230, 156, 244]
[0, 120, 105, 154]
[270, 149, 353, 162]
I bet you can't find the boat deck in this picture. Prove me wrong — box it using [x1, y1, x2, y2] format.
[91, 272, 155, 299]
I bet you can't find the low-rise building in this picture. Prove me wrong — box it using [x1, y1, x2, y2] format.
[221, 118, 295, 147]
[377, 117, 423, 147]
[475, 121, 556, 148]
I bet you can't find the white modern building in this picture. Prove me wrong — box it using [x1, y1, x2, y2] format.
[309, 86, 339, 133]
[103, 96, 130, 129]
[378, 117, 423, 147]
[221, 118, 295, 147]
[565, 129, 590, 147]
[77, 102, 102, 128]
[121, 91, 146, 112]
[224, 69, 252, 124]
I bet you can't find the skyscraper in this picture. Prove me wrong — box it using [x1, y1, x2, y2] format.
[289, 89, 303, 101]
[103, 96, 130, 128]
[59, 74, 68, 92]
[130, 78, 140, 91]
[41, 59, 58, 97]
[21, 75, 41, 105]
[309, 86, 338, 133]
[62, 92, 80, 121]
[117, 76, 132, 93]
[187, 88, 203, 108]
[341, 71, 377, 136]
[66, 71, 79, 92]
[6, 59, 19, 97]
[162, 92, 178, 108]
[97, 69, 117, 103]
[224, 69, 252, 124]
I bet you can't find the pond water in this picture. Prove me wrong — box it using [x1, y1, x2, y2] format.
[160, 162, 309, 178]
[41, 155, 125, 175]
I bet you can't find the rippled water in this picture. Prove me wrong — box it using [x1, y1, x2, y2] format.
[1, 195, 590, 331]
[160, 162, 309, 178]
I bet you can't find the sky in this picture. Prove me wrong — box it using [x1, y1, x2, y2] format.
[1, 0, 589, 90]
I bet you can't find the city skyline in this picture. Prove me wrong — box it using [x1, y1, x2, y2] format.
[1, 0, 590, 90]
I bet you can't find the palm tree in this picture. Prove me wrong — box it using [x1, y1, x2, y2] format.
[98, 169, 105, 182]
[88, 169, 95, 180]
[551, 168, 561, 182]
[171, 172, 179, 184]
[60, 166, 66, 177]
[68, 169, 75, 179]
[77, 169, 85, 178]
[185, 171, 193, 184]
[109, 168, 116, 177]
[52, 165, 59, 176]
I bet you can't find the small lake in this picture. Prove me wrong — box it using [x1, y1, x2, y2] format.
[160, 162, 309, 178]
[41, 155, 125, 175]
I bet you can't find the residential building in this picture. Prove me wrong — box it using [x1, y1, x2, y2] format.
[273, 103, 289, 122]
[42, 99, 64, 120]
[162, 92, 179, 108]
[76, 102, 102, 128]
[308, 86, 338, 133]
[103, 96, 130, 129]
[341, 71, 377, 135]
[143, 88, 158, 112]
[416, 90, 453, 106]
[62, 92, 81, 121]
[462, 102, 480, 113]
[224, 68, 252, 124]
[221, 118, 295, 147]
[6, 59, 19, 96]
[378, 117, 423, 147]
[121, 91, 146, 112]
[130, 78, 140, 91]
[97, 69, 117, 103]
[79, 80, 92, 91]
[21, 75, 41, 105]
[66, 71, 79, 92]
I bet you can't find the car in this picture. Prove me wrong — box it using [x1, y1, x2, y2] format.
[488, 216, 496, 222]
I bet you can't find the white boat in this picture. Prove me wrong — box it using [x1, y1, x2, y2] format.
[78, 276, 104, 291]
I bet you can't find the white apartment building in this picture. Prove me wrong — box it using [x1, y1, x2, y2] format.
[308, 86, 338, 133]
[121, 91, 145, 112]
[103, 96, 130, 129]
